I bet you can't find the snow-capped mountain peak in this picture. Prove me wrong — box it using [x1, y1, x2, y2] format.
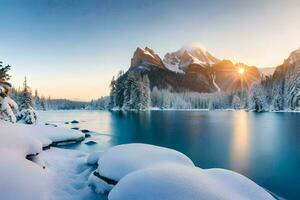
[163, 45, 220, 73]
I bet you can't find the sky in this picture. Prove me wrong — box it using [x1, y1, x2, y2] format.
[0, 0, 300, 100]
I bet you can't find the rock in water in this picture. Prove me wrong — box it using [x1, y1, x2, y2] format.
[85, 141, 97, 146]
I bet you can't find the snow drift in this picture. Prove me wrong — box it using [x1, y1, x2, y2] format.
[108, 164, 275, 200]
[97, 143, 194, 181]
[1, 120, 85, 147]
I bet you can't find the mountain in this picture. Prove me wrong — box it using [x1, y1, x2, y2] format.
[212, 60, 261, 92]
[163, 46, 220, 73]
[129, 47, 217, 93]
[130, 47, 166, 70]
[125, 45, 262, 93]
[163, 46, 261, 92]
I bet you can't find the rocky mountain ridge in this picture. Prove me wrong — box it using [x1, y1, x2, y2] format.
[128, 46, 261, 93]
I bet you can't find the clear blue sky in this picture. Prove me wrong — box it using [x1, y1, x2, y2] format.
[0, 0, 299, 100]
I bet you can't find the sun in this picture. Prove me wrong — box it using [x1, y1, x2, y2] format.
[237, 67, 245, 75]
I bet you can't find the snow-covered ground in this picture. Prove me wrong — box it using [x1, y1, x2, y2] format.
[39, 148, 106, 200]
[0, 120, 101, 200]
[0, 120, 277, 200]
[109, 164, 275, 200]
[89, 143, 275, 200]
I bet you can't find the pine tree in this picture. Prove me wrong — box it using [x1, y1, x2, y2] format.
[232, 95, 241, 109]
[114, 71, 125, 108]
[19, 77, 34, 110]
[248, 83, 268, 112]
[33, 89, 42, 110]
[0, 61, 11, 81]
[139, 74, 151, 110]
[108, 76, 116, 109]
[130, 73, 141, 110]
[0, 63, 18, 123]
[16, 77, 37, 124]
[271, 82, 284, 111]
[151, 86, 160, 108]
[123, 72, 135, 109]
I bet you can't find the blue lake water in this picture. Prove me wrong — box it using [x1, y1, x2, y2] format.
[38, 110, 300, 199]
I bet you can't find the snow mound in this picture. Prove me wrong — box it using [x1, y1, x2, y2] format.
[0, 149, 50, 200]
[0, 121, 49, 200]
[0, 122, 42, 156]
[0, 120, 85, 147]
[97, 143, 194, 181]
[109, 164, 275, 200]
[88, 172, 114, 194]
[87, 151, 102, 165]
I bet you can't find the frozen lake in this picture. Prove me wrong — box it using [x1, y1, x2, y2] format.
[38, 110, 300, 199]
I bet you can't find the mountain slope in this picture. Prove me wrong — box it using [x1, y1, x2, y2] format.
[163, 46, 220, 73]
[123, 45, 262, 94]
[273, 48, 300, 109]
[129, 47, 217, 93]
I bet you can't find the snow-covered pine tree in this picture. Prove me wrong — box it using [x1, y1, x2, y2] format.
[248, 83, 268, 112]
[232, 95, 241, 109]
[33, 89, 43, 110]
[40, 96, 46, 110]
[0, 62, 18, 123]
[0, 61, 11, 81]
[19, 77, 34, 110]
[284, 50, 300, 110]
[271, 81, 284, 111]
[139, 74, 151, 110]
[123, 72, 135, 110]
[108, 76, 116, 109]
[151, 86, 160, 108]
[130, 73, 142, 110]
[114, 71, 125, 109]
[16, 77, 37, 124]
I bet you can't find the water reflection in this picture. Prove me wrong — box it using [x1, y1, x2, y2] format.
[231, 111, 250, 172]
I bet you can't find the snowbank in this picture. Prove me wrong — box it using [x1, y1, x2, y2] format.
[0, 120, 101, 200]
[0, 122, 42, 156]
[1, 120, 85, 147]
[88, 172, 114, 194]
[97, 143, 194, 181]
[109, 164, 275, 200]
[0, 121, 49, 200]
[0, 149, 50, 200]
[40, 148, 104, 200]
[87, 151, 102, 165]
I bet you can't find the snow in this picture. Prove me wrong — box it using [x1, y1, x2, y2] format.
[97, 143, 194, 181]
[0, 120, 103, 200]
[0, 122, 42, 156]
[0, 149, 50, 200]
[87, 151, 102, 165]
[108, 164, 275, 200]
[0, 96, 18, 123]
[39, 148, 104, 200]
[16, 108, 37, 124]
[0, 121, 48, 200]
[212, 75, 221, 92]
[88, 172, 114, 194]
[164, 62, 185, 74]
[0, 120, 85, 147]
